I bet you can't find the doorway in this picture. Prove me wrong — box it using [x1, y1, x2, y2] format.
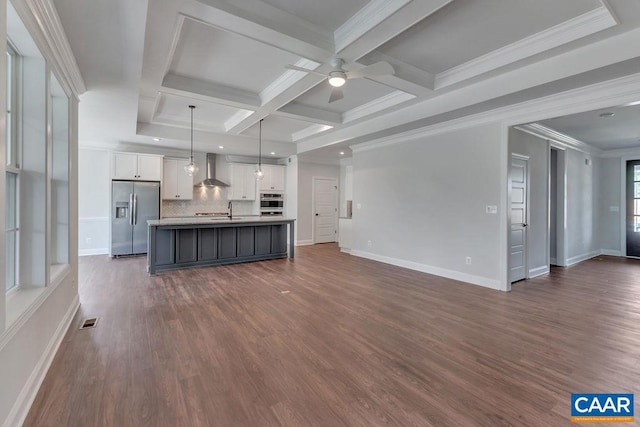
[626, 160, 640, 257]
[549, 147, 567, 266]
[510, 154, 528, 283]
[312, 177, 338, 244]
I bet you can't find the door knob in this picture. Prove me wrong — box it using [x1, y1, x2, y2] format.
[315, 213, 319, 216]
[522, 223, 528, 227]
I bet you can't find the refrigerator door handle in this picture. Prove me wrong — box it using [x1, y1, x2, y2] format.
[133, 193, 138, 225]
[129, 193, 134, 226]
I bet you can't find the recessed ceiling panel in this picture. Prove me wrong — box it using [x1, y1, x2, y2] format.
[375, 0, 602, 75]
[169, 18, 301, 93]
[293, 78, 395, 114]
[260, 0, 369, 31]
[538, 104, 640, 151]
[155, 93, 253, 133]
[242, 115, 317, 142]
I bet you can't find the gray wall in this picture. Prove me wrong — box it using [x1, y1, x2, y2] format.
[599, 157, 622, 253]
[566, 149, 600, 262]
[509, 128, 549, 274]
[78, 148, 110, 254]
[352, 123, 503, 288]
[550, 149, 557, 261]
[296, 162, 340, 243]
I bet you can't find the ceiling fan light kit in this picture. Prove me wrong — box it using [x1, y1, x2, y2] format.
[285, 57, 394, 103]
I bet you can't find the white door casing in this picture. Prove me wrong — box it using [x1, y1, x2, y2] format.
[510, 155, 528, 283]
[313, 177, 338, 244]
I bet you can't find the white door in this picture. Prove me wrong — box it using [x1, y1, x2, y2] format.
[313, 177, 337, 243]
[510, 156, 528, 283]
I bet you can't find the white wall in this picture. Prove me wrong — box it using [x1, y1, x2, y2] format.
[351, 123, 503, 289]
[296, 162, 340, 244]
[509, 128, 550, 276]
[78, 148, 110, 255]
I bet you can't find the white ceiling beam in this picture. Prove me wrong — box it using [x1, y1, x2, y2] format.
[189, 0, 334, 60]
[161, 73, 260, 110]
[359, 51, 435, 95]
[275, 103, 342, 126]
[335, 0, 454, 59]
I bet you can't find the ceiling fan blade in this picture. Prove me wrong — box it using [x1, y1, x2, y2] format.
[285, 64, 326, 77]
[328, 86, 344, 103]
[346, 61, 395, 79]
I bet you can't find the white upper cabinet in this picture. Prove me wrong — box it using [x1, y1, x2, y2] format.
[162, 158, 193, 200]
[259, 164, 285, 192]
[228, 164, 257, 200]
[112, 152, 163, 181]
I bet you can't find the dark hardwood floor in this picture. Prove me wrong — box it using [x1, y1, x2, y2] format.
[24, 245, 640, 426]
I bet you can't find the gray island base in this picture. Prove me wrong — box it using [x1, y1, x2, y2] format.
[147, 217, 295, 275]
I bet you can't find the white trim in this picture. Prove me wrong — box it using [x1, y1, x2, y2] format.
[334, 0, 412, 52]
[351, 73, 640, 154]
[20, 0, 85, 96]
[601, 249, 622, 256]
[79, 248, 109, 256]
[566, 250, 601, 266]
[550, 257, 557, 265]
[436, 5, 617, 88]
[351, 250, 502, 291]
[295, 239, 314, 246]
[342, 91, 415, 124]
[601, 147, 640, 158]
[292, 124, 334, 142]
[515, 123, 602, 156]
[260, 58, 320, 104]
[3, 295, 80, 427]
[528, 265, 550, 278]
[340, 248, 351, 254]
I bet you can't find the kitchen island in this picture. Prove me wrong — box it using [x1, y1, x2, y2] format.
[147, 216, 295, 275]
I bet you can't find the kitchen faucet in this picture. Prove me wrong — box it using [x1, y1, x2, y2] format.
[228, 201, 233, 219]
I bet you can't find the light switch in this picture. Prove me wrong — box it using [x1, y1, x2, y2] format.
[486, 205, 498, 214]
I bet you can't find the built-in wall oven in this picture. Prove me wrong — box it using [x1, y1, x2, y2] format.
[260, 193, 284, 216]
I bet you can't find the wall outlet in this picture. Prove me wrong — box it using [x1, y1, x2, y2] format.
[367, 240, 372, 248]
[485, 205, 498, 214]
[465, 257, 471, 265]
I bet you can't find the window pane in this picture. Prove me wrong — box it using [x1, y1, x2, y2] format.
[5, 231, 16, 291]
[636, 199, 640, 216]
[635, 165, 640, 182]
[50, 74, 69, 266]
[635, 216, 640, 233]
[6, 172, 16, 229]
[6, 48, 12, 166]
[6, 173, 18, 291]
[635, 182, 640, 198]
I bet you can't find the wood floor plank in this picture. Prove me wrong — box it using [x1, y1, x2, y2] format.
[23, 246, 640, 426]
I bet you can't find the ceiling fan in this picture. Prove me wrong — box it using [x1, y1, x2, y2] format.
[286, 58, 394, 103]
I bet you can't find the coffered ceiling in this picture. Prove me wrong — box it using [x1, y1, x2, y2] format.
[53, 0, 640, 161]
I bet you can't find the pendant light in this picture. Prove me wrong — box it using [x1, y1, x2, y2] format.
[254, 119, 264, 180]
[184, 105, 199, 176]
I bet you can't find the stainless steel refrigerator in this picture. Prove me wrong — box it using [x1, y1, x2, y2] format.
[111, 181, 160, 256]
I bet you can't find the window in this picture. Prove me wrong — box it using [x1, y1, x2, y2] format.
[5, 43, 20, 292]
[634, 165, 640, 232]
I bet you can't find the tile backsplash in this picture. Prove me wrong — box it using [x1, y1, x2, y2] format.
[162, 186, 257, 217]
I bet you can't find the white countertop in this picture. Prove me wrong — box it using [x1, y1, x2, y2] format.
[148, 216, 294, 226]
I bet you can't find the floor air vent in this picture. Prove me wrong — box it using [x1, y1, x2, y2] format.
[80, 318, 99, 330]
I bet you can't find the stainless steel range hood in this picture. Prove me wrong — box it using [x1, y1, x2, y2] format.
[197, 153, 229, 187]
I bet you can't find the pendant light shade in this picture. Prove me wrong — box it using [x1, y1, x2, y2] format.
[255, 119, 264, 180]
[185, 105, 199, 176]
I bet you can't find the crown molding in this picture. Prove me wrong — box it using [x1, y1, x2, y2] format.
[292, 124, 334, 142]
[514, 124, 603, 156]
[343, 91, 415, 124]
[600, 146, 640, 158]
[24, 0, 86, 96]
[436, 5, 617, 89]
[352, 72, 640, 154]
[334, 0, 412, 52]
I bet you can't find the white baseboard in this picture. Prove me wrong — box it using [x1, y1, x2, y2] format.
[601, 249, 622, 256]
[340, 247, 351, 254]
[566, 250, 601, 266]
[296, 239, 314, 246]
[350, 250, 503, 291]
[528, 265, 550, 278]
[4, 295, 80, 427]
[79, 248, 108, 256]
